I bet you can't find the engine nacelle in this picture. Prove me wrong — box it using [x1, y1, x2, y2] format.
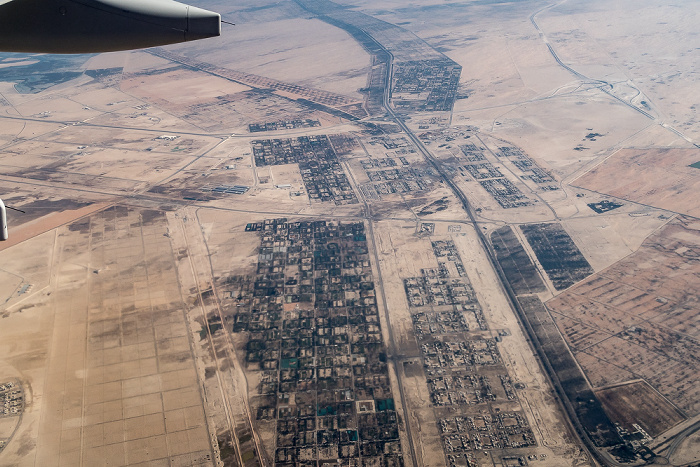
[0, 0, 220, 53]
[0, 199, 7, 241]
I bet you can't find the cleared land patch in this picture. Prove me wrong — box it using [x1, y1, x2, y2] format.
[596, 381, 685, 438]
[520, 223, 593, 291]
[573, 148, 700, 217]
[490, 226, 546, 295]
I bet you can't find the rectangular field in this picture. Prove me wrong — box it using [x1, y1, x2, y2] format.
[520, 223, 593, 290]
[490, 226, 546, 295]
[596, 381, 685, 437]
[516, 296, 619, 447]
[0, 207, 213, 465]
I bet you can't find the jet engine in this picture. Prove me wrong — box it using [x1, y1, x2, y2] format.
[0, 0, 220, 53]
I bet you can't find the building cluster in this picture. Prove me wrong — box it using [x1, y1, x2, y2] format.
[422, 339, 502, 374]
[479, 178, 531, 209]
[0, 381, 22, 418]
[441, 412, 535, 451]
[358, 153, 435, 199]
[460, 144, 486, 162]
[200, 184, 250, 195]
[403, 242, 487, 332]
[412, 309, 468, 336]
[455, 141, 563, 209]
[417, 116, 452, 130]
[249, 119, 321, 133]
[367, 136, 412, 152]
[497, 146, 558, 191]
[0, 380, 23, 454]
[391, 59, 462, 112]
[155, 135, 179, 141]
[587, 200, 623, 213]
[403, 270, 483, 325]
[616, 423, 653, 451]
[454, 144, 533, 208]
[402, 240, 536, 465]
[368, 168, 430, 186]
[464, 163, 504, 180]
[360, 158, 402, 169]
[252, 136, 358, 205]
[418, 126, 479, 143]
[232, 219, 403, 466]
[528, 168, 556, 186]
[419, 223, 435, 235]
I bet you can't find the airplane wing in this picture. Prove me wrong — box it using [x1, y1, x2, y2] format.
[0, 0, 221, 239]
[0, 0, 220, 53]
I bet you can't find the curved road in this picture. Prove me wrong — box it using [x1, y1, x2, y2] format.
[529, 2, 698, 148]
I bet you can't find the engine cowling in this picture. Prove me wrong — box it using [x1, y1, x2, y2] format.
[0, 0, 220, 53]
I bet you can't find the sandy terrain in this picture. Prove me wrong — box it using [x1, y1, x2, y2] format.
[172, 12, 371, 99]
[0, 208, 213, 466]
[123, 69, 251, 106]
[573, 148, 700, 217]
